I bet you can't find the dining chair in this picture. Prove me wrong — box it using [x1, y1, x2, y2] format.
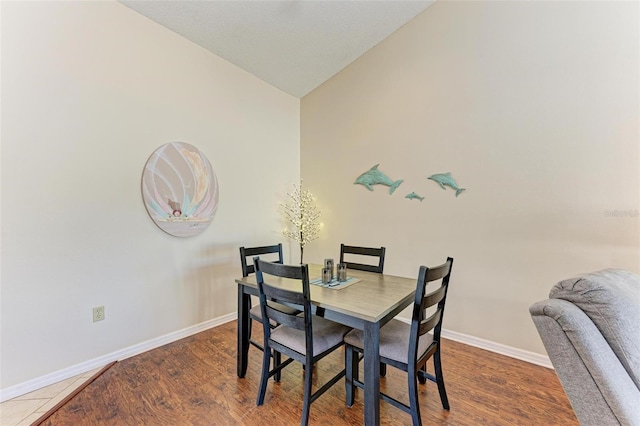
[344, 257, 454, 426]
[340, 243, 388, 376]
[239, 244, 299, 381]
[254, 258, 352, 426]
[339, 244, 386, 273]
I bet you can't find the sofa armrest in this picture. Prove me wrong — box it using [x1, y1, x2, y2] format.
[530, 299, 640, 426]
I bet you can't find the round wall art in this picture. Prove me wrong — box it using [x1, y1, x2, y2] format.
[141, 142, 219, 237]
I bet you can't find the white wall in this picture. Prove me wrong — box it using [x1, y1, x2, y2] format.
[1, 2, 299, 390]
[301, 1, 639, 355]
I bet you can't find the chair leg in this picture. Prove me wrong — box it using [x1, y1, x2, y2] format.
[273, 350, 282, 382]
[380, 362, 387, 377]
[345, 345, 358, 407]
[256, 342, 271, 406]
[301, 360, 313, 426]
[408, 365, 422, 426]
[417, 363, 427, 384]
[433, 349, 450, 410]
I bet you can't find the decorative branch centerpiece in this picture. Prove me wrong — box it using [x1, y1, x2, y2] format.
[280, 181, 321, 263]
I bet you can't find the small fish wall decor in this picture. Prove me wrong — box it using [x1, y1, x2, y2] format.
[354, 164, 404, 195]
[428, 172, 466, 197]
[405, 192, 424, 202]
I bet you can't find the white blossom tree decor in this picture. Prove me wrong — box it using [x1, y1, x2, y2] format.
[280, 181, 321, 263]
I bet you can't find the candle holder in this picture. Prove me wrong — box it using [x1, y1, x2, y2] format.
[337, 263, 347, 282]
[322, 267, 332, 284]
[324, 258, 334, 279]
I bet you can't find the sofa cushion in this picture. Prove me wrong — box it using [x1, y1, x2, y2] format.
[550, 268, 640, 390]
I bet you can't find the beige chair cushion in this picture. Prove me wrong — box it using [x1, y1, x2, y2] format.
[344, 319, 434, 365]
[270, 317, 351, 356]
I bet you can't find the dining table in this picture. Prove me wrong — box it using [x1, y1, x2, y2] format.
[236, 263, 418, 426]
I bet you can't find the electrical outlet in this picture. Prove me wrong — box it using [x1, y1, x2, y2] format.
[93, 306, 105, 322]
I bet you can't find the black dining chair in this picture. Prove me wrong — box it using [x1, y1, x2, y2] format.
[239, 244, 299, 381]
[254, 258, 352, 426]
[340, 243, 388, 376]
[340, 244, 386, 273]
[344, 257, 454, 426]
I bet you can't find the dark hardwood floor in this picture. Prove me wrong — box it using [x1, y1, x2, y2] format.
[41, 320, 577, 425]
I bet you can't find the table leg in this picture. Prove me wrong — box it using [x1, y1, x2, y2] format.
[237, 284, 251, 378]
[363, 321, 380, 426]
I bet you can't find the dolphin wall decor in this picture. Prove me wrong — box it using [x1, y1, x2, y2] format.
[405, 192, 425, 202]
[428, 172, 466, 197]
[354, 164, 404, 195]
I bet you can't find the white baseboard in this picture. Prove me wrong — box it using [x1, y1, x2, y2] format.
[0, 312, 236, 402]
[390, 317, 552, 369]
[441, 329, 552, 369]
[1, 312, 551, 402]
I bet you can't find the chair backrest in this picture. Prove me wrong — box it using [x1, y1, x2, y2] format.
[409, 257, 454, 364]
[254, 258, 313, 351]
[339, 244, 386, 273]
[239, 244, 283, 277]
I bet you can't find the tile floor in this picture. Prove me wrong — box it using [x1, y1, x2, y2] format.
[0, 367, 101, 426]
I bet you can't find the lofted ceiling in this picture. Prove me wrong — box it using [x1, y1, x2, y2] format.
[119, 1, 434, 98]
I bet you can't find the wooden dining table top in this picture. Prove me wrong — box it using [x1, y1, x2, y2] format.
[235, 263, 417, 324]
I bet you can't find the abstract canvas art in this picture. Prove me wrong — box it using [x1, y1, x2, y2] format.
[142, 142, 219, 237]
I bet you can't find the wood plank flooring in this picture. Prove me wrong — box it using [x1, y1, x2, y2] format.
[41, 320, 577, 425]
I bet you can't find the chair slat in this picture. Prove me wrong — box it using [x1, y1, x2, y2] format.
[341, 245, 383, 256]
[343, 262, 382, 273]
[261, 282, 307, 306]
[419, 310, 442, 337]
[258, 259, 306, 280]
[265, 306, 305, 330]
[422, 285, 446, 310]
[424, 261, 451, 282]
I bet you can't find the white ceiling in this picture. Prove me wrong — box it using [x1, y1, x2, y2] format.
[119, 1, 434, 98]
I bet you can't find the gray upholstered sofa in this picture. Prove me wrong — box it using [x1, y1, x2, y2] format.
[530, 269, 640, 426]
